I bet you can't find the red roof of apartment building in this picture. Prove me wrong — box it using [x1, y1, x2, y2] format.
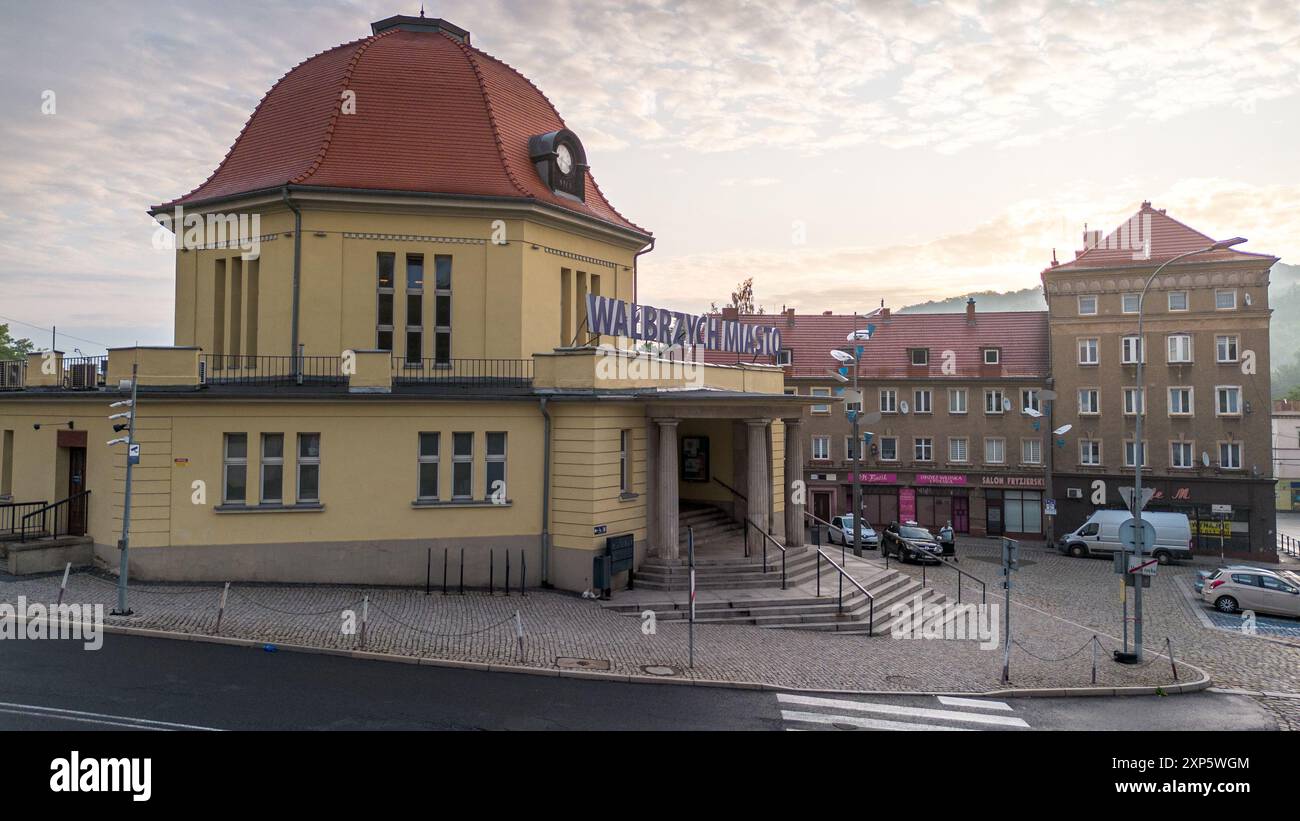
[705, 305, 1049, 380]
[1045, 201, 1275, 273]
[152, 19, 647, 237]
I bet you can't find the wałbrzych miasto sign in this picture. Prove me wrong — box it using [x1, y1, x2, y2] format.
[586, 294, 782, 355]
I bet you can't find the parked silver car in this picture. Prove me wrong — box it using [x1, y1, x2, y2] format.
[828, 515, 879, 549]
[1201, 567, 1300, 618]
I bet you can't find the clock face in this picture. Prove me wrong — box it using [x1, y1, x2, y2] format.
[555, 143, 573, 175]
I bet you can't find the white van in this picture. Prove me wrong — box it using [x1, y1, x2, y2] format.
[1057, 509, 1194, 564]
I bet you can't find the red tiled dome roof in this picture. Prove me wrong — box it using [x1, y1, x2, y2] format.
[154, 19, 648, 237]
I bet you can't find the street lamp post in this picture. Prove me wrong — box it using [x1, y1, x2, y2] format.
[1129, 236, 1246, 662]
[835, 318, 877, 559]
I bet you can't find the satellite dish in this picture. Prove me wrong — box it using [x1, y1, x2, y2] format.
[1002, 397, 1013, 412]
[1024, 407, 1043, 418]
[1201, 451, 1211, 467]
[1053, 424, 1072, 435]
[830, 349, 856, 364]
[847, 329, 873, 341]
[899, 400, 910, 415]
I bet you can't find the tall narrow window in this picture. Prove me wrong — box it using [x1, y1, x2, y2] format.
[619, 429, 631, 493]
[418, 432, 439, 501]
[376, 252, 395, 352]
[405, 254, 424, 365]
[245, 258, 259, 366]
[229, 257, 243, 362]
[1, 429, 13, 497]
[434, 255, 452, 365]
[260, 433, 283, 504]
[213, 259, 227, 367]
[560, 268, 573, 346]
[1219, 442, 1242, 469]
[486, 432, 507, 499]
[223, 433, 247, 504]
[452, 432, 473, 500]
[297, 434, 321, 503]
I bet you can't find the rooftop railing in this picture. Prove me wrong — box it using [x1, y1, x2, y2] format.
[200, 354, 347, 387]
[0, 360, 24, 391]
[62, 356, 107, 390]
[392, 357, 534, 390]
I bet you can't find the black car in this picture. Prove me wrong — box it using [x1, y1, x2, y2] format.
[881, 522, 944, 564]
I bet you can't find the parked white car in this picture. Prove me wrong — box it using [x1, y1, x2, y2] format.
[1201, 567, 1300, 618]
[828, 515, 879, 549]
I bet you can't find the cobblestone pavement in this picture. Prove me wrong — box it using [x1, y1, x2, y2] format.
[0, 559, 1186, 698]
[885, 536, 1300, 730]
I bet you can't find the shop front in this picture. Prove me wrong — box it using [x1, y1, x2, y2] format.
[828, 470, 1046, 538]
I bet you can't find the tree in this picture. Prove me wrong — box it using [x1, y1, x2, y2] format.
[1287, 384, 1300, 402]
[0, 324, 34, 361]
[711, 277, 765, 315]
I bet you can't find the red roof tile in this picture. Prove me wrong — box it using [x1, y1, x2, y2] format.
[153, 26, 648, 237]
[705, 309, 1049, 380]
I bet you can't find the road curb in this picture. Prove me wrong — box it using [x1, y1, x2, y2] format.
[14, 614, 1210, 700]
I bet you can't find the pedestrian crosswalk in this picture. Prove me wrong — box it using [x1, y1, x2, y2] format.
[777, 693, 1030, 731]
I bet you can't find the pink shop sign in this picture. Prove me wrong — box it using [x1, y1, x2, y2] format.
[856, 473, 898, 484]
[915, 473, 967, 486]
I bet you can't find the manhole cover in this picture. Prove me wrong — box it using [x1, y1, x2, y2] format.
[555, 657, 611, 671]
[832, 723, 860, 731]
[641, 665, 679, 677]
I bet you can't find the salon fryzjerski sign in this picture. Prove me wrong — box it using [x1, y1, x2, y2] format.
[586, 294, 782, 355]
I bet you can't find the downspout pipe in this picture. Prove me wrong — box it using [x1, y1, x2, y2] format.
[539, 396, 552, 587]
[281, 186, 303, 377]
[632, 237, 655, 301]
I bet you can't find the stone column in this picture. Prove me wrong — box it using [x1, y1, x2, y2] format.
[783, 418, 805, 547]
[746, 419, 770, 555]
[654, 418, 680, 560]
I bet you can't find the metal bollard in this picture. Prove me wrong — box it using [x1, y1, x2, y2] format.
[1091, 635, 1098, 685]
[56, 562, 71, 606]
[521, 550, 527, 596]
[425, 547, 432, 596]
[489, 550, 495, 596]
[459, 548, 464, 595]
[216, 582, 230, 634]
[514, 610, 525, 661]
[1165, 636, 1179, 681]
[360, 595, 369, 650]
[505, 551, 511, 597]
[442, 548, 448, 595]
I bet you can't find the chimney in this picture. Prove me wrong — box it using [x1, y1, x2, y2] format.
[784, 307, 796, 327]
[721, 306, 739, 320]
[966, 297, 976, 324]
[822, 310, 833, 316]
[880, 307, 890, 321]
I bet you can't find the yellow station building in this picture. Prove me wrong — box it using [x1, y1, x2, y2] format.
[0, 14, 811, 592]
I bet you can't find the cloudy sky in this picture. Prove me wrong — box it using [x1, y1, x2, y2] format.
[2, 0, 1298, 352]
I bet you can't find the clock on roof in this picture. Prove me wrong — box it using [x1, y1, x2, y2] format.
[528, 129, 586, 202]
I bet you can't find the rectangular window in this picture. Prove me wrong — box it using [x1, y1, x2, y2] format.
[1121, 335, 1144, 364]
[949, 437, 968, 463]
[223, 434, 247, 504]
[1078, 295, 1098, 315]
[984, 437, 1005, 465]
[1079, 440, 1101, 466]
[1021, 388, 1040, 415]
[1216, 386, 1241, 416]
[983, 348, 1000, 365]
[1021, 438, 1042, 465]
[1167, 334, 1192, 363]
[777, 349, 793, 366]
[418, 432, 439, 501]
[1219, 442, 1242, 470]
[811, 387, 831, 414]
[845, 435, 859, 460]
[1077, 337, 1099, 365]
[260, 433, 284, 504]
[1078, 388, 1100, 415]
[406, 253, 424, 291]
[811, 435, 830, 461]
[1122, 293, 1141, 313]
[1168, 387, 1193, 416]
[0, 429, 12, 497]
[297, 434, 321, 503]
[1124, 440, 1147, 469]
[914, 437, 933, 462]
[879, 388, 897, 413]
[404, 254, 425, 366]
[1215, 289, 1236, 310]
[1171, 441, 1194, 469]
[984, 389, 1005, 414]
[1216, 335, 1239, 363]
[486, 432, 507, 499]
[879, 437, 898, 462]
[1168, 291, 1188, 311]
[377, 252, 395, 352]
[913, 388, 932, 414]
[909, 348, 929, 366]
[619, 430, 631, 493]
[452, 432, 473, 500]
[948, 388, 967, 414]
[1123, 387, 1145, 416]
[434, 255, 452, 365]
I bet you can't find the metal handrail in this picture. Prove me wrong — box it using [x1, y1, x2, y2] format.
[711, 476, 747, 502]
[813, 547, 875, 631]
[1279, 533, 1299, 559]
[742, 517, 786, 589]
[1, 500, 48, 534]
[19, 491, 90, 542]
[924, 552, 988, 605]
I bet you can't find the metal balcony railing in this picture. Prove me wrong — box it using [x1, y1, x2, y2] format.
[0, 359, 24, 390]
[391, 357, 533, 390]
[200, 354, 347, 387]
[63, 356, 107, 390]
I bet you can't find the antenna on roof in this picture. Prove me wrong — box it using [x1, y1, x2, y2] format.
[419, 3, 426, 17]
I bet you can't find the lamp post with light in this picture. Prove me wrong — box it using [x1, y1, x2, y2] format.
[830, 318, 877, 558]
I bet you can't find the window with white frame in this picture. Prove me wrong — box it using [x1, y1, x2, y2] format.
[297, 433, 320, 503]
[1079, 440, 1101, 466]
[913, 388, 932, 414]
[418, 432, 439, 500]
[879, 436, 898, 461]
[1078, 337, 1099, 365]
[261, 433, 284, 504]
[1166, 334, 1193, 364]
[452, 432, 473, 500]
[1123, 387, 1145, 416]
[1122, 293, 1141, 314]
[1078, 388, 1100, 415]
[1121, 335, 1144, 364]
[1078, 295, 1098, 315]
[984, 389, 1005, 414]
[914, 437, 933, 462]
[910, 348, 929, 366]
[1021, 388, 1040, 415]
[1216, 335, 1239, 363]
[433, 255, 453, 365]
[845, 435, 861, 460]
[984, 437, 1005, 464]
[485, 432, 507, 499]
[1219, 441, 1242, 469]
[1170, 441, 1194, 469]
[1168, 291, 1188, 311]
[948, 388, 968, 414]
[879, 388, 897, 413]
[1168, 387, 1193, 416]
[949, 437, 968, 463]
[776, 349, 793, 366]
[1021, 438, 1042, 465]
[811, 436, 830, 460]
[1215, 289, 1237, 310]
[983, 348, 1000, 365]
[223, 433, 248, 505]
[1124, 440, 1147, 468]
[811, 387, 831, 414]
[1216, 386, 1241, 416]
[619, 430, 631, 493]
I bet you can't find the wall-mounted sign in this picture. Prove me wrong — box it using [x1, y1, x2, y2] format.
[593, 524, 607, 536]
[916, 473, 967, 486]
[127, 443, 141, 465]
[586, 294, 782, 355]
[856, 472, 897, 484]
[681, 436, 710, 482]
[899, 487, 917, 521]
[1211, 504, 1232, 515]
[980, 475, 1044, 488]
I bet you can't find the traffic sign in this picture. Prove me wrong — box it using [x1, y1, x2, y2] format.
[1118, 517, 1156, 554]
[127, 443, 141, 466]
[1211, 504, 1232, 515]
[1118, 486, 1155, 513]
[1043, 498, 1056, 516]
[1127, 556, 1158, 576]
